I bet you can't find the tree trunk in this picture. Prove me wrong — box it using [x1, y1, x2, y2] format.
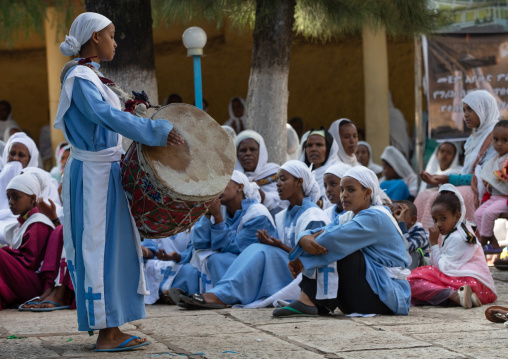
[246, 0, 295, 164]
[84, 0, 158, 105]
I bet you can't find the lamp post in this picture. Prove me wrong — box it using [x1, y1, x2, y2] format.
[182, 26, 207, 110]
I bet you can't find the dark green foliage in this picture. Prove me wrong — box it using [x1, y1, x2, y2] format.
[0, 0, 76, 46]
[152, 0, 447, 40]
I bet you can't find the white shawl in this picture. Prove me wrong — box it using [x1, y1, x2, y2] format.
[358, 141, 383, 175]
[419, 142, 463, 193]
[461, 90, 499, 175]
[380, 146, 418, 198]
[328, 118, 358, 166]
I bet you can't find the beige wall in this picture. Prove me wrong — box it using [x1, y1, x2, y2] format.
[0, 17, 415, 156]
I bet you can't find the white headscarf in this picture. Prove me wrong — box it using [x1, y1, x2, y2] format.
[420, 142, 462, 193]
[380, 146, 418, 197]
[358, 141, 383, 175]
[324, 163, 352, 179]
[234, 130, 280, 181]
[298, 130, 340, 202]
[438, 184, 467, 230]
[280, 160, 321, 203]
[343, 166, 383, 206]
[60, 12, 112, 56]
[328, 118, 358, 166]
[231, 170, 261, 202]
[286, 124, 300, 161]
[461, 90, 499, 174]
[6, 172, 45, 199]
[3, 125, 21, 143]
[223, 97, 247, 134]
[222, 125, 237, 140]
[2, 132, 39, 168]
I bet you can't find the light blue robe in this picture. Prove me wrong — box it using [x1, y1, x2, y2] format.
[290, 206, 411, 315]
[172, 199, 276, 293]
[61, 61, 172, 331]
[210, 197, 326, 305]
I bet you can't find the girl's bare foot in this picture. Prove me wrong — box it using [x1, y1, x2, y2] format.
[20, 286, 54, 309]
[95, 327, 149, 350]
[34, 285, 69, 308]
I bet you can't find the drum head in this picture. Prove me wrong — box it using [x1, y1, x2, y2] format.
[142, 104, 236, 201]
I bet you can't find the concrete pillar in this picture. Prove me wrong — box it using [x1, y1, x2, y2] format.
[44, 7, 69, 154]
[362, 26, 390, 163]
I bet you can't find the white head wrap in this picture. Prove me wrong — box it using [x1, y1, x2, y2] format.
[380, 146, 415, 181]
[280, 160, 321, 203]
[328, 118, 358, 166]
[438, 183, 466, 230]
[224, 97, 247, 134]
[60, 12, 112, 56]
[234, 130, 280, 181]
[461, 90, 500, 174]
[357, 141, 383, 175]
[297, 130, 340, 201]
[2, 132, 39, 168]
[231, 170, 261, 202]
[222, 125, 237, 140]
[286, 124, 300, 160]
[419, 142, 462, 193]
[324, 163, 352, 179]
[343, 166, 383, 206]
[6, 172, 46, 199]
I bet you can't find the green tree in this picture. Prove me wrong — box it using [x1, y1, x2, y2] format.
[153, 0, 442, 163]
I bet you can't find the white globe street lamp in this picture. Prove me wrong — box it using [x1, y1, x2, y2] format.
[182, 27, 207, 109]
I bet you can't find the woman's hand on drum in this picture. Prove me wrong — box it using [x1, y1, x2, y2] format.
[167, 130, 185, 146]
[299, 230, 327, 255]
[156, 249, 182, 263]
[288, 258, 303, 279]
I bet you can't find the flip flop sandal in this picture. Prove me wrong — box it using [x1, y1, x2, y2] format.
[30, 301, 71, 312]
[95, 336, 151, 352]
[485, 306, 508, 323]
[18, 296, 40, 311]
[166, 288, 185, 306]
[178, 293, 227, 310]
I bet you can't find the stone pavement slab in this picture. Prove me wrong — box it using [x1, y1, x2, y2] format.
[0, 268, 507, 358]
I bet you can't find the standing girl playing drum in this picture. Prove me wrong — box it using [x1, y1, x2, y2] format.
[55, 12, 183, 352]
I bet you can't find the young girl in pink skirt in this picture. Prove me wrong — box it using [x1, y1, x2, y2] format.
[408, 184, 496, 309]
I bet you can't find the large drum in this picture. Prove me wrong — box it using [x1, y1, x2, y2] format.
[121, 104, 236, 238]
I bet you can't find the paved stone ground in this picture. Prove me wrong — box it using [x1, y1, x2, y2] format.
[1, 268, 507, 359]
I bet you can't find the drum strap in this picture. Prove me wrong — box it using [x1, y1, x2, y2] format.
[255, 173, 277, 187]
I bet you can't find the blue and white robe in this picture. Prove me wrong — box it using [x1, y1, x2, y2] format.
[209, 197, 329, 306]
[57, 61, 172, 331]
[173, 198, 276, 294]
[290, 205, 411, 315]
[144, 231, 192, 304]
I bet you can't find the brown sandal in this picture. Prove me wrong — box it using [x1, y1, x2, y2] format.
[485, 306, 508, 323]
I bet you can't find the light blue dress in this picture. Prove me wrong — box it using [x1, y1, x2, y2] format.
[61, 61, 172, 331]
[290, 206, 411, 315]
[172, 199, 276, 293]
[210, 197, 326, 305]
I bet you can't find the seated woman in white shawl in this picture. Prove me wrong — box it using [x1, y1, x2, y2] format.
[298, 128, 339, 209]
[323, 163, 351, 221]
[234, 130, 283, 213]
[178, 161, 329, 309]
[273, 167, 410, 317]
[328, 118, 359, 167]
[380, 146, 418, 201]
[415, 90, 498, 230]
[356, 141, 383, 176]
[223, 97, 246, 134]
[418, 142, 462, 193]
[0, 133, 42, 245]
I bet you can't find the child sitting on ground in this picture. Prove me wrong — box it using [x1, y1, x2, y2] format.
[323, 163, 351, 221]
[391, 200, 429, 269]
[0, 172, 55, 310]
[408, 184, 497, 309]
[474, 120, 508, 253]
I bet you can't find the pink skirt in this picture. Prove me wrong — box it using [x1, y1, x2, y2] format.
[415, 186, 477, 231]
[408, 265, 496, 305]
